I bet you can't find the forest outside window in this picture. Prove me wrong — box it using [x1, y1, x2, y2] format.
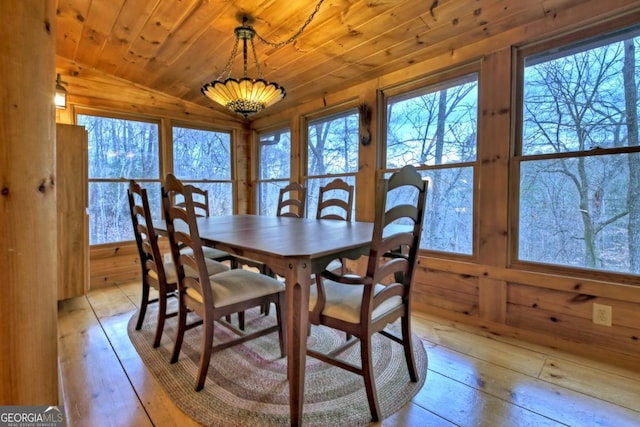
[384, 72, 478, 254]
[172, 125, 233, 216]
[78, 113, 160, 245]
[256, 127, 291, 216]
[516, 25, 640, 276]
[304, 109, 359, 218]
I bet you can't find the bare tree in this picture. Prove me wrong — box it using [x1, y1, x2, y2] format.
[522, 42, 632, 270]
[623, 39, 640, 273]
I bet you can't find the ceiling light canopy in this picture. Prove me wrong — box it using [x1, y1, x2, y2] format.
[201, 1, 324, 119]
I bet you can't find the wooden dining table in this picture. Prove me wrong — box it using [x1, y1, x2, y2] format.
[161, 214, 374, 426]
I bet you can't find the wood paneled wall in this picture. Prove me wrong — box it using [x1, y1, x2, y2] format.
[251, 0, 640, 363]
[55, 0, 640, 364]
[89, 244, 140, 289]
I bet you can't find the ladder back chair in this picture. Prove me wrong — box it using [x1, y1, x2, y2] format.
[307, 165, 428, 422]
[169, 174, 276, 323]
[128, 180, 228, 348]
[162, 178, 286, 391]
[169, 175, 235, 264]
[165, 174, 242, 327]
[165, 174, 274, 324]
[175, 184, 209, 217]
[316, 178, 354, 222]
[316, 178, 355, 274]
[166, 174, 269, 269]
[276, 181, 306, 218]
[128, 180, 176, 348]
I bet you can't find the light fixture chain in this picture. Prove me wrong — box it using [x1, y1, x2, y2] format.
[203, 5, 295, 116]
[255, 0, 324, 48]
[250, 37, 264, 79]
[218, 36, 240, 80]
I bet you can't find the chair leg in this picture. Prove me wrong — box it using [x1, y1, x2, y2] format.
[275, 293, 286, 358]
[223, 257, 245, 329]
[401, 314, 418, 382]
[361, 335, 381, 422]
[238, 311, 245, 331]
[136, 281, 150, 330]
[260, 264, 275, 317]
[153, 291, 166, 348]
[170, 299, 187, 364]
[224, 312, 245, 330]
[195, 320, 214, 391]
[261, 302, 271, 316]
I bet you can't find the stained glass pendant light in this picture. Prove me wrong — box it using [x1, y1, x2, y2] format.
[201, 1, 324, 119]
[201, 19, 285, 118]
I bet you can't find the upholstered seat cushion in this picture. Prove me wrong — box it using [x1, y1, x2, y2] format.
[181, 246, 231, 261]
[150, 257, 229, 284]
[186, 269, 285, 308]
[324, 259, 344, 273]
[309, 279, 403, 324]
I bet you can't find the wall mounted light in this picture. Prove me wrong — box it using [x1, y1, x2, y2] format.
[359, 103, 372, 146]
[55, 74, 67, 109]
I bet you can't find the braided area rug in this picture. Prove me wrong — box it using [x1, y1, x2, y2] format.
[128, 305, 427, 426]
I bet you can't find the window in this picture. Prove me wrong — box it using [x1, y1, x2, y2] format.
[517, 26, 640, 275]
[78, 113, 160, 245]
[256, 128, 291, 216]
[172, 125, 233, 216]
[305, 109, 359, 218]
[385, 72, 478, 254]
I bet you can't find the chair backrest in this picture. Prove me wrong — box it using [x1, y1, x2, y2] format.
[365, 165, 428, 309]
[276, 181, 306, 218]
[316, 178, 354, 221]
[128, 179, 169, 287]
[173, 179, 209, 217]
[161, 174, 213, 310]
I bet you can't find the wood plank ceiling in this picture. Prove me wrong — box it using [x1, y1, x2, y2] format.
[55, 0, 587, 120]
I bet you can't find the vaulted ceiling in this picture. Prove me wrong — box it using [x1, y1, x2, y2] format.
[55, 0, 589, 120]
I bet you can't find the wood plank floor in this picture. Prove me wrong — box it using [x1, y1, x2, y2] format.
[58, 282, 640, 426]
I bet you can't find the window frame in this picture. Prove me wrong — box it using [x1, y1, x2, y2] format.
[301, 103, 360, 219]
[254, 123, 293, 216]
[511, 20, 640, 283]
[380, 63, 481, 257]
[171, 121, 236, 216]
[75, 109, 240, 246]
[75, 107, 162, 247]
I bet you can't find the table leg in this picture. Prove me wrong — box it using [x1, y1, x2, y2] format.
[285, 259, 311, 427]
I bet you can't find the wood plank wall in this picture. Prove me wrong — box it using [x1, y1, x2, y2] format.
[55, 0, 640, 364]
[251, 0, 640, 363]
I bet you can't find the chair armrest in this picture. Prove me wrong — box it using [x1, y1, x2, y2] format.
[321, 270, 373, 286]
[233, 255, 272, 275]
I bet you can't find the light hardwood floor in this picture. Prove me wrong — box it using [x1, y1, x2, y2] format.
[58, 282, 640, 427]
